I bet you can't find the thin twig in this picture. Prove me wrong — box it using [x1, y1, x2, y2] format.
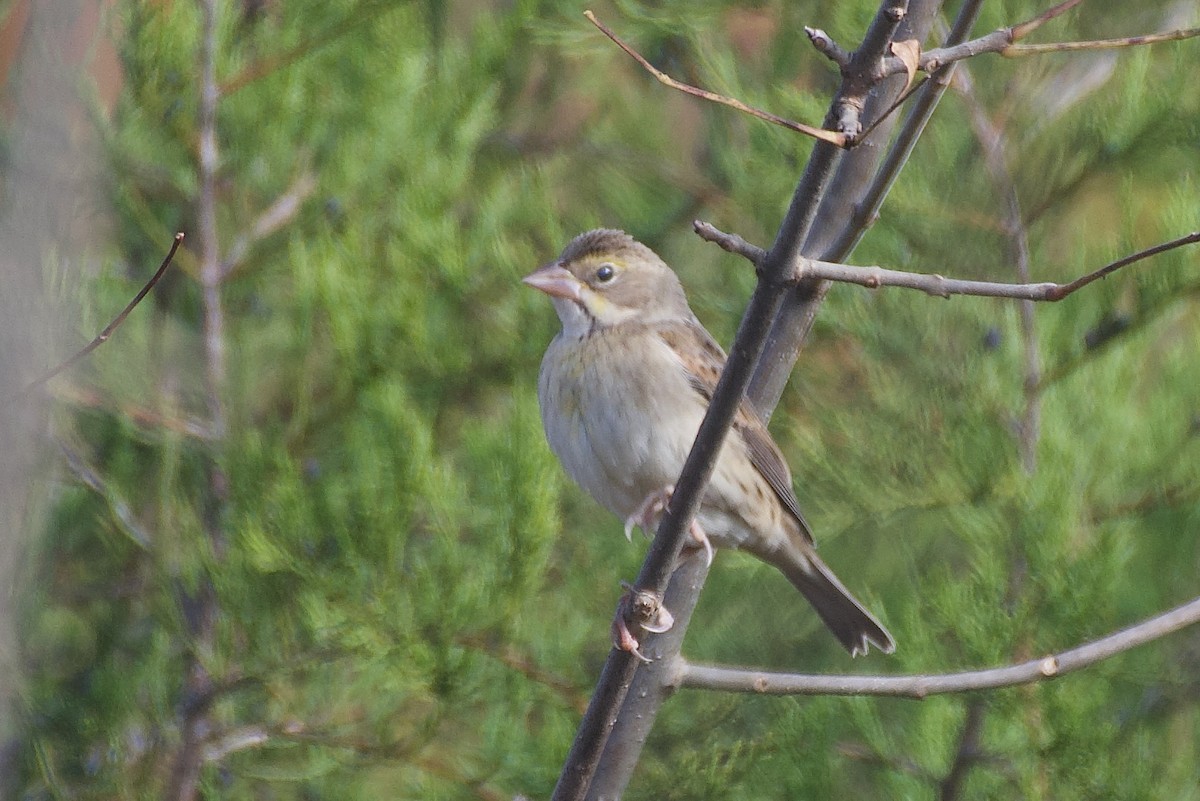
[856, 74, 930, 143]
[1053, 233, 1200, 297]
[1037, 282, 1200, 390]
[220, 0, 399, 94]
[837, 740, 937, 780]
[939, 699, 988, 801]
[909, 0, 1082, 72]
[221, 170, 317, 279]
[1005, 26, 1200, 55]
[872, 1, 1200, 76]
[810, 0, 1083, 84]
[677, 594, 1200, 697]
[167, 4, 224, 800]
[20, 233, 183, 397]
[804, 27, 853, 68]
[695, 221, 1200, 302]
[49, 383, 214, 441]
[821, 0, 986, 260]
[58, 439, 153, 549]
[954, 60, 1039, 471]
[1008, 0, 1086, 42]
[693, 220, 764, 264]
[455, 634, 590, 714]
[583, 11, 846, 146]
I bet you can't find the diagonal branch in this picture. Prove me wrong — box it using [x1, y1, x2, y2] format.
[554, 4, 932, 800]
[220, 0, 400, 94]
[49, 383, 214, 441]
[747, 0, 942, 418]
[822, 0, 985, 260]
[20, 233, 183, 398]
[221, 170, 317, 279]
[1052, 232, 1200, 297]
[58, 439, 153, 549]
[1008, 0, 1086, 41]
[455, 633, 590, 714]
[677, 594, 1200, 697]
[583, 11, 845, 146]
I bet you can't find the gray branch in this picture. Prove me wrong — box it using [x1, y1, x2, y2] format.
[677, 594, 1200, 697]
[696, 221, 1200, 303]
[552, 3, 931, 799]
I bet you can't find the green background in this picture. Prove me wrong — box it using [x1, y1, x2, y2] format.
[4, 0, 1199, 798]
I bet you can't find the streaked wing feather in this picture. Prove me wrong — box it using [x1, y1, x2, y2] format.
[738, 418, 814, 544]
[657, 321, 815, 545]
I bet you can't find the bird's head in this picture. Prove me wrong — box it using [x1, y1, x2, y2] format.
[523, 229, 692, 336]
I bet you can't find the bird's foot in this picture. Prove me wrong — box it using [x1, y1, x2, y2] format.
[623, 485, 715, 567]
[612, 582, 675, 663]
[624, 485, 674, 541]
[684, 518, 714, 568]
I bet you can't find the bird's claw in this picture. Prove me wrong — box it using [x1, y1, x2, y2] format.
[624, 485, 674, 541]
[612, 582, 675, 662]
[611, 614, 650, 663]
[687, 519, 714, 568]
[624, 485, 715, 567]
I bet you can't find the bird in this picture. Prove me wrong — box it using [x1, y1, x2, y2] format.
[523, 228, 895, 658]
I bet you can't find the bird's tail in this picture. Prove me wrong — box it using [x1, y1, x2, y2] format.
[770, 541, 895, 658]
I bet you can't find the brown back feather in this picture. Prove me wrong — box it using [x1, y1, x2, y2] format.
[656, 321, 815, 545]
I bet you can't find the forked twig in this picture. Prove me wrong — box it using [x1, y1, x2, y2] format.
[584, 10, 846, 146]
[1008, 0, 1086, 42]
[586, 1, 1198, 152]
[819, 0, 1199, 82]
[21, 233, 184, 397]
[695, 221, 1200, 302]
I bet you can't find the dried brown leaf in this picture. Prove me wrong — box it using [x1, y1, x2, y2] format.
[891, 39, 921, 91]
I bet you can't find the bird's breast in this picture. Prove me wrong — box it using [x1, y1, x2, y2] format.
[538, 327, 706, 519]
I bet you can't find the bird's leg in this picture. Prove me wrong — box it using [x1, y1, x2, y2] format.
[611, 582, 675, 663]
[624, 485, 715, 567]
[613, 486, 713, 660]
[683, 518, 714, 568]
[624, 485, 672, 541]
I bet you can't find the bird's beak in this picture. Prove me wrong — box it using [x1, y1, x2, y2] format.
[522, 263, 582, 302]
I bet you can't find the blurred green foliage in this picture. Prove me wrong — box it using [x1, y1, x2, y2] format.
[8, 0, 1200, 798]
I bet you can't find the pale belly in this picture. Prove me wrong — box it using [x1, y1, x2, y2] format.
[538, 328, 764, 551]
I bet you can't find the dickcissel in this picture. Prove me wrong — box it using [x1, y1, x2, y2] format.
[524, 229, 895, 658]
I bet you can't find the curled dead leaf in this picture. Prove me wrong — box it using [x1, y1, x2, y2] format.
[891, 39, 921, 91]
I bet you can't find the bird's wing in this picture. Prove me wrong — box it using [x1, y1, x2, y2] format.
[656, 320, 815, 545]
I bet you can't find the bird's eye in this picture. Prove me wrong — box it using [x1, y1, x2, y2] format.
[595, 263, 616, 283]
